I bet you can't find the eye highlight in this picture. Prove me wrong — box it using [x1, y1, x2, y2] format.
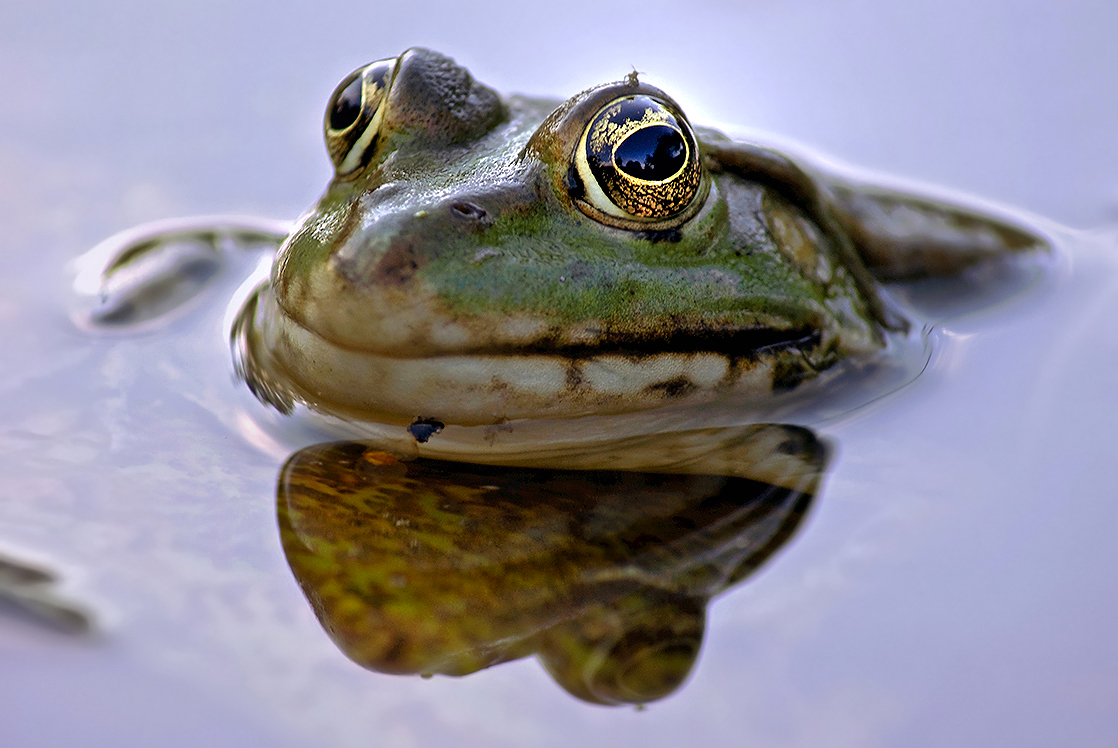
[328, 76, 364, 132]
[324, 58, 396, 176]
[613, 124, 687, 181]
[574, 95, 703, 226]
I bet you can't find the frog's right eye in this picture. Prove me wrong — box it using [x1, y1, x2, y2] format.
[570, 94, 704, 230]
[324, 58, 396, 177]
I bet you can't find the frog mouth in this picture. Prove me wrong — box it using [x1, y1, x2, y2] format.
[234, 283, 829, 426]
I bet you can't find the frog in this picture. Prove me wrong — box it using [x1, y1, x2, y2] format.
[71, 50, 1048, 700]
[82, 48, 1046, 447]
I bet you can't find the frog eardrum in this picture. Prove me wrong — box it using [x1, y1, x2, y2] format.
[324, 58, 396, 176]
[573, 95, 703, 227]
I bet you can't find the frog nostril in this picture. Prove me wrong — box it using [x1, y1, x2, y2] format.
[450, 201, 488, 222]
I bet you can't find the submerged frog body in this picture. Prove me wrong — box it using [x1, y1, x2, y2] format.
[84, 48, 1046, 436]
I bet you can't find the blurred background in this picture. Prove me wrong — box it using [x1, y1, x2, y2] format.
[1, 1, 1116, 746]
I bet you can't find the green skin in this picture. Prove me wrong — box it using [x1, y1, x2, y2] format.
[78, 49, 1047, 704]
[276, 97, 858, 351]
[88, 48, 1045, 430]
[236, 48, 1043, 429]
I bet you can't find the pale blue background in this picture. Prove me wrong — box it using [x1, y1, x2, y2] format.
[1, 1, 1116, 746]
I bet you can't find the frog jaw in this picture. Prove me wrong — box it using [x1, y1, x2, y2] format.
[234, 280, 839, 427]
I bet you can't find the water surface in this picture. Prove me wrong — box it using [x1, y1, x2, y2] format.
[2, 1, 1117, 746]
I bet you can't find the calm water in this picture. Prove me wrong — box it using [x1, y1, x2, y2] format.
[2, 1, 1117, 746]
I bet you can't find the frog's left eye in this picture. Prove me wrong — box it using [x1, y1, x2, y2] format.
[573, 95, 703, 227]
[324, 58, 396, 176]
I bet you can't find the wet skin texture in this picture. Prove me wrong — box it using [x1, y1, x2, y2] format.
[231, 48, 1045, 429]
[76, 49, 1049, 706]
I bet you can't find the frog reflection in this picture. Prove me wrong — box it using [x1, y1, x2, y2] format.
[276, 424, 825, 705]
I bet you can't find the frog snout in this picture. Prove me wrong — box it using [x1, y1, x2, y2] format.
[328, 213, 427, 290]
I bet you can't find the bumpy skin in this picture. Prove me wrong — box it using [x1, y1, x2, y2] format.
[83, 49, 1045, 428]
[276, 425, 824, 705]
[74, 48, 1046, 704]
[232, 48, 1044, 429]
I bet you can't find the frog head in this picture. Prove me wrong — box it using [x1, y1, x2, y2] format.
[239, 49, 889, 427]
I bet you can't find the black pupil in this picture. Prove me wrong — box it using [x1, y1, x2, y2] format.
[329, 77, 363, 131]
[614, 125, 686, 181]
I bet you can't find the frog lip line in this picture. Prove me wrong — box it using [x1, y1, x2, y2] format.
[253, 296, 813, 423]
[277, 302, 821, 361]
[439, 326, 825, 360]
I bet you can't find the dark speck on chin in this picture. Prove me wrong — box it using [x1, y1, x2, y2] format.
[408, 418, 445, 443]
